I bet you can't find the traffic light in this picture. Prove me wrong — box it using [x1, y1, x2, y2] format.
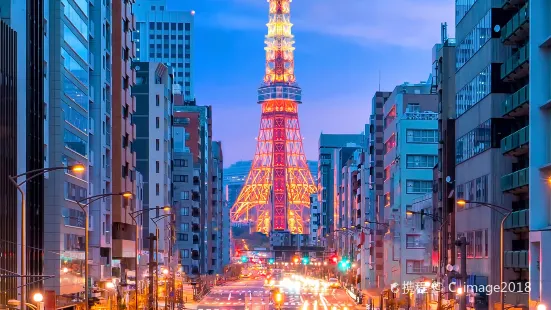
[268, 258, 275, 265]
[241, 255, 249, 263]
[293, 256, 299, 264]
[301, 256, 310, 265]
[338, 257, 351, 271]
[330, 255, 338, 264]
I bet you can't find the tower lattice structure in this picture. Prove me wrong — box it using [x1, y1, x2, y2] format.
[230, 0, 316, 235]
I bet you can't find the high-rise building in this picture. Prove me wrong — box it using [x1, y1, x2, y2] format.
[111, 0, 139, 285]
[0, 0, 45, 303]
[230, 0, 317, 235]
[173, 99, 222, 274]
[210, 141, 225, 273]
[0, 19, 18, 306]
[309, 194, 320, 246]
[172, 126, 200, 276]
[132, 62, 174, 259]
[317, 133, 364, 245]
[380, 80, 438, 287]
[134, 0, 194, 100]
[431, 25, 456, 301]
[42, 0, 103, 296]
[454, 1, 515, 308]
[365, 92, 390, 290]
[529, 0, 551, 307]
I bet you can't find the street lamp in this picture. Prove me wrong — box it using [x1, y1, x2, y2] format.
[8, 164, 85, 310]
[456, 199, 510, 310]
[32, 293, 43, 303]
[129, 206, 171, 310]
[77, 191, 133, 310]
[152, 213, 174, 310]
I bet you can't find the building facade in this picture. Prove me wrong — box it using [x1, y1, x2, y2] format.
[132, 62, 173, 260]
[454, 1, 516, 308]
[134, 0, 195, 100]
[365, 92, 391, 290]
[210, 141, 224, 273]
[173, 99, 226, 275]
[110, 0, 139, 285]
[0, 0, 46, 302]
[529, 0, 551, 308]
[0, 19, 18, 306]
[381, 81, 438, 287]
[309, 194, 320, 246]
[317, 134, 365, 246]
[172, 125, 200, 276]
[431, 26, 457, 302]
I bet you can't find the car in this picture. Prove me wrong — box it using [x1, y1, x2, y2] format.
[327, 278, 340, 288]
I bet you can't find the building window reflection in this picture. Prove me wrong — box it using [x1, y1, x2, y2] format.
[456, 10, 491, 71]
[63, 129, 88, 157]
[456, 66, 491, 117]
[455, 119, 491, 164]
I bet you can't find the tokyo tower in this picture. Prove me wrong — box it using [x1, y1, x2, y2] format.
[230, 0, 316, 235]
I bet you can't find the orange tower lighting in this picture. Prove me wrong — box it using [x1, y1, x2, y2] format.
[230, 0, 316, 235]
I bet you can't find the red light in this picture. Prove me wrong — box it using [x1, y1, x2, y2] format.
[331, 256, 338, 264]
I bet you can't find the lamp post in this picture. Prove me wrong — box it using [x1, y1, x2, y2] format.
[129, 206, 171, 310]
[77, 191, 133, 310]
[152, 214, 174, 310]
[8, 163, 86, 310]
[456, 199, 511, 310]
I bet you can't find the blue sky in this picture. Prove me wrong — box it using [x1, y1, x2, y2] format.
[168, 0, 455, 167]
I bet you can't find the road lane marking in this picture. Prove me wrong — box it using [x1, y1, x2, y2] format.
[300, 295, 304, 303]
[228, 292, 231, 301]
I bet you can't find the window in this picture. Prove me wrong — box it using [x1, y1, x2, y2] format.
[156, 95, 160, 106]
[406, 235, 423, 248]
[456, 174, 489, 203]
[178, 233, 188, 241]
[384, 106, 396, 129]
[182, 249, 189, 258]
[156, 139, 160, 151]
[156, 183, 160, 196]
[156, 117, 160, 128]
[406, 155, 438, 169]
[181, 191, 190, 200]
[156, 161, 160, 173]
[64, 130, 87, 157]
[61, 207, 86, 228]
[174, 159, 187, 167]
[384, 166, 391, 181]
[64, 182, 87, 201]
[184, 159, 188, 167]
[406, 180, 432, 194]
[182, 223, 189, 232]
[384, 134, 396, 154]
[384, 193, 390, 207]
[456, 66, 491, 117]
[406, 260, 427, 274]
[484, 229, 489, 257]
[456, 11, 492, 71]
[182, 207, 189, 216]
[475, 231, 483, 258]
[466, 231, 475, 258]
[406, 129, 438, 143]
[456, 0, 478, 25]
[457, 232, 464, 259]
[173, 175, 188, 182]
[456, 119, 492, 164]
[406, 103, 420, 112]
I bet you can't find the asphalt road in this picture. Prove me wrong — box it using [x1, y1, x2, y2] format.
[195, 278, 358, 310]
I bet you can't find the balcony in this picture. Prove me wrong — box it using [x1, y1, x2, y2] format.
[106, 95, 112, 115]
[191, 250, 199, 260]
[501, 85, 529, 117]
[501, 167, 529, 193]
[89, 51, 94, 71]
[501, 3, 529, 45]
[106, 67, 111, 83]
[502, 0, 527, 10]
[192, 191, 200, 202]
[504, 291, 529, 308]
[501, 45, 529, 81]
[504, 250, 528, 269]
[501, 125, 529, 156]
[191, 207, 200, 217]
[504, 209, 529, 231]
[106, 7, 111, 23]
[192, 235, 199, 245]
[89, 20, 95, 38]
[193, 176, 200, 185]
[106, 129, 111, 147]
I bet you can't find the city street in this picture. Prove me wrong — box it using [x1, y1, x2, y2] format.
[195, 278, 359, 310]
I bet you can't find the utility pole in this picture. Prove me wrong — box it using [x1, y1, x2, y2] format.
[456, 236, 467, 310]
[148, 233, 156, 310]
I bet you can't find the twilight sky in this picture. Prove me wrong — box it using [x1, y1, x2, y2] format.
[168, 0, 455, 167]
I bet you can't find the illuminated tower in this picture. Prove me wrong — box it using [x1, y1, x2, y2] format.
[230, 0, 316, 235]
